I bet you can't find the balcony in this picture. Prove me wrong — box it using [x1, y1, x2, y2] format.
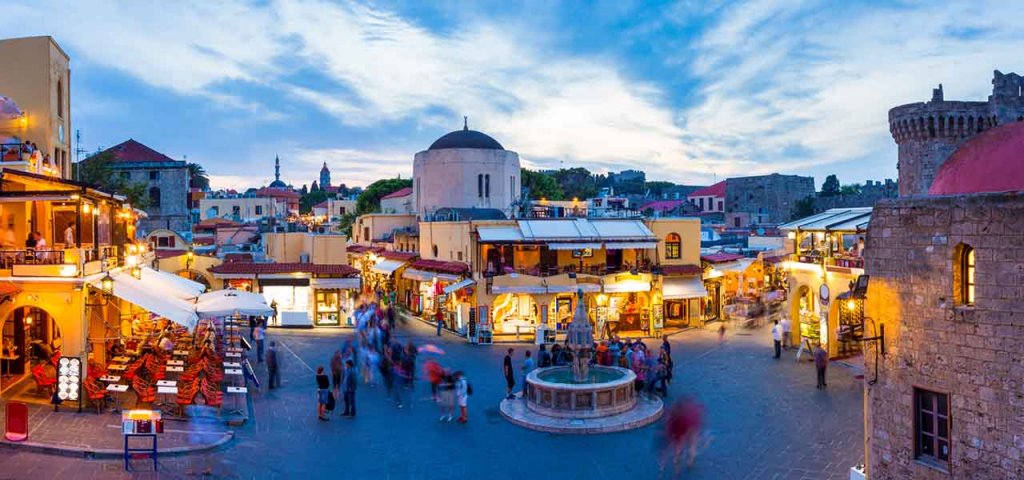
[483, 260, 654, 278]
[792, 253, 864, 270]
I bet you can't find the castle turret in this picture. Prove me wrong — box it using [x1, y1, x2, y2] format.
[890, 70, 1024, 196]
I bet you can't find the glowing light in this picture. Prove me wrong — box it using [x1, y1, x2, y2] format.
[82, 204, 91, 214]
[25, 316, 33, 325]
[18, 113, 27, 128]
[787, 231, 796, 240]
[847, 299, 856, 311]
[100, 273, 114, 295]
[59, 265, 78, 277]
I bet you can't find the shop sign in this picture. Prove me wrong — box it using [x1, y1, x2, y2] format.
[57, 357, 81, 403]
[572, 248, 593, 258]
[819, 284, 830, 305]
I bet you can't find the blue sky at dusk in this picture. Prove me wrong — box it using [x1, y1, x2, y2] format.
[6, 0, 1023, 191]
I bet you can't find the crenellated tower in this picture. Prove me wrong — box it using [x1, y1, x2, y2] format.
[889, 70, 1024, 196]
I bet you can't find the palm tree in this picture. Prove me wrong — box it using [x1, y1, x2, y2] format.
[188, 162, 210, 190]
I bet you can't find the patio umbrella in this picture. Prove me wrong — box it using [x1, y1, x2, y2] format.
[417, 344, 445, 355]
[0, 96, 23, 118]
[196, 289, 273, 317]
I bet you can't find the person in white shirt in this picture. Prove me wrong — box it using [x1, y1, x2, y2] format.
[779, 317, 792, 350]
[63, 224, 75, 248]
[0, 226, 14, 249]
[771, 320, 782, 359]
[33, 232, 48, 262]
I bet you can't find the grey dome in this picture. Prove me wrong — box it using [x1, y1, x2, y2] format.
[428, 128, 504, 151]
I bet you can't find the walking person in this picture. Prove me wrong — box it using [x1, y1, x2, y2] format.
[503, 348, 515, 400]
[254, 322, 266, 363]
[658, 397, 705, 476]
[780, 316, 792, 350]
[771, 320, 782, 359]
[435, 310, 443, 337]
[814, 343, 828, 389]
[315, 366, 330, 421]
[454, 371, 469, 423]
[438, 368, 455, 422]
[266, 341, 281, 389]
[248, 316, 257, 340]
[342, 360, 357, 417]
[330, 350, 344, 399]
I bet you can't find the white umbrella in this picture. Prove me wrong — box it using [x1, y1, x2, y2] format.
[196, 289, 273, 317]
[0, 96, 23, 119]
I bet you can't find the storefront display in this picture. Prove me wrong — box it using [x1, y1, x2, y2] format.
[262, 282, 310, 327]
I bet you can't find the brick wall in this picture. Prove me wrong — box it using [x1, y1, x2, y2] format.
[863, 193, 1024, 479]
[724, 174, 814, 227]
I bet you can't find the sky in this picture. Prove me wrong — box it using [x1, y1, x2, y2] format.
[5, 0, 1023, 191]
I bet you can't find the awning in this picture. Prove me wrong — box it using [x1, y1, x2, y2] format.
[93, 273, 198, 330]
[402, 269, 460, 283]
[196, 289, 274, 317]
[544, 273, 601, 294]
[310, 277, 361, 289]
[371, 259, 406, 275]
[139, 267, 206, 301]
[443, 278, 476, 294]
[547, 242, 602, 250]
[603, 280, 651, 293]
[663, 276, 708, 300]
[712, 257, 756, 274]
[603, 241, 658, 250]
[492, 285, 548, 295]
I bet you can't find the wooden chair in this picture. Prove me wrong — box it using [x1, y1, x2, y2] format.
[31, 364, 56, 396]
[83, 378, 106, 413]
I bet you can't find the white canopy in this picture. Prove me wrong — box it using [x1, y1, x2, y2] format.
[663, 276, 708, 300]
[196, 289, 274, 317]
[92, 273, 199, 330]
[139, 267, 205, 300]
[371, 259, 406, 275]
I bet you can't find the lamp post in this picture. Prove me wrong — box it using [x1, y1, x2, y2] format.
[185, 246, 195, 271]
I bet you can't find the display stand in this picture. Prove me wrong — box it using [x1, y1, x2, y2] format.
[121, 410, 163, 471]
[477, 326, 493, 345]
[124, 434, 158, 471]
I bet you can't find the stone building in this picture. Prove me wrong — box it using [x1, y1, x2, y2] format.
[319, 162, 331, 190]
[863, 121, 1024, 478]
[812, 179, 898, 213]
[99, 139, 190, 234]
[889, 70, 1024, 196]
[412, 119, 521, 219]
[724, 173, 814, 228]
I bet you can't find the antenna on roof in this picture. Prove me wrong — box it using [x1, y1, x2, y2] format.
[463, 116, 468, 131]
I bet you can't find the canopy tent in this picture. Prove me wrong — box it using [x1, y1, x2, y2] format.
[196, 289, 274, 317]
[0, 96, 22, 118]
[91, 272, 199, 330]
[139, 267, 206, 301]
[443, 278, 476, 295]
[370, 259, 406, 275]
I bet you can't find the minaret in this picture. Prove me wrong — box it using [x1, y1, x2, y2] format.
[274, 155, 281, 183]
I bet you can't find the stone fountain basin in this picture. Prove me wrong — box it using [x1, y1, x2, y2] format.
[524, 366, 636, 419]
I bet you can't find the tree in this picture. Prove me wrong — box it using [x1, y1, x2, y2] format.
[840, 183, 862, 196]
[187, 162, 210, 190]
[310, 181, 319, 192]
[300, 184, 309, 196]
[792, 196, 816, 220]
[645, 181, 677, 197]
[553, 167, 599, 199]
[356, 178, 412, 214]
[300, 189, 328, 214]
[821, 174, 840, 196]
[520, 168, 564, 200]
[74, 151, 151, 208]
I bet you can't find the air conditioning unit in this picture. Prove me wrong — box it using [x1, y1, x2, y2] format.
[299, 253, 310, 263]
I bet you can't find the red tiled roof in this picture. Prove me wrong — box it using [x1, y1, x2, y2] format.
[0, 282, 20, 297]
[688, 180, 726, 198]
[660, 264, 703, 276]
[208, 262, 359, 276]
[223, 253, 253, 263]
[763, 254, 789, 264]
[701, 252, 745, 263]
[410, 259, 470, 275]
[930, 122, 1024, 195]
[313, 200, 329, 209]
[155, 249, 188, 259]
[640, 199, 688, 212]
[255, 187, 301, 198]
[381, 250, 418, 261]
[381, 187, 413, 200]
[100, 139, 178, 164]
[347, 245, 385, 254]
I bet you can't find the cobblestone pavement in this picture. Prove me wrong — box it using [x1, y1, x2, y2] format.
[0, 319, 864, 479]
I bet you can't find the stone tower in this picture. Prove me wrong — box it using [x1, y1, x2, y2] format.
[889, 70, 1024, 196]
[319, 162, 331, 190]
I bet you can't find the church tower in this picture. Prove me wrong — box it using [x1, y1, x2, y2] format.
[319, 162, 331, 190]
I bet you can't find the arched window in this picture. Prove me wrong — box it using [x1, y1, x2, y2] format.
[954, 244, 975, 306]
[485, 174, 490, 198]
[432, 244, 439, 258]
[149, 187, 162, 207]
[57, 79, 64, 118]
[666, 232, 681, 260]
[477, 174, 483, 198]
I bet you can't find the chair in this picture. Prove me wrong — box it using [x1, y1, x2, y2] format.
[83, 378, 106, 413]
[31, 364, 56, 396]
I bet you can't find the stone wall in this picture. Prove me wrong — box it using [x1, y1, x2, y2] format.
[889, 71, 1024, 197]
[863, 193, 1024, 479]
[813, 179, 898, 213]
[724, 173, 814, 227]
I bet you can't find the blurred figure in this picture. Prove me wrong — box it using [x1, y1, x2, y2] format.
[718, 324, 726, 345]
[659, 397, 704, 477]
[454, 371, 469, 423]
[341, 359, 357, 417]
[438, 368, 456, 422]
[266, 341, 280, 389]
[330, 350, 344, 399]
[814, 343, 828, 389]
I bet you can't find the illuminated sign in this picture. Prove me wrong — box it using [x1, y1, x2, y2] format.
[56, 357, 81, 402]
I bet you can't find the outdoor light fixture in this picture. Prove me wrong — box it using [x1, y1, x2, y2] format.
[186, 246, 195, 270]
[82, 203, 91, 214]
[130, 265, 142, 280]
[18, 113, 27, 128]
[101, 273, 114, 295]
[847, 299, 856, 311]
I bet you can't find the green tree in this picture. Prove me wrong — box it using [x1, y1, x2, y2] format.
[644, 181, 677, 197]
[792, 196, 816, 220]
[356, 178, 413, 214]
[554, 167, 599, 199]
[336, 212, 357, 236]
[821, 174, 840, 196]
[74, 151, 151, 208]
[840, 183, 862, 196]
[300, 189, 329, 214]
[520, 168, 564, 200]
[187, 162, 210, 190]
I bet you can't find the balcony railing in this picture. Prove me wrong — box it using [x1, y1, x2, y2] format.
[484, 260, 653, 278]
[793, 253, 864, 269]
[0, 249, 66, 269]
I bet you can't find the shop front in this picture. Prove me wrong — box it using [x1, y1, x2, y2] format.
[1, 304, 60, 395]
[543, 273, 601, 331]
[310, 277, 362, 327]
[442, 278, 476, 335]
[260, 279, 310, 327]
[600, 272, 653, 337]
[660, 275, 707, 328]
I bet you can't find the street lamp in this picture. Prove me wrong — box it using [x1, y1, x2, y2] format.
[87, 272, 115, 306]
[186, 246, 195, 270]
[130, 264, 142, 280]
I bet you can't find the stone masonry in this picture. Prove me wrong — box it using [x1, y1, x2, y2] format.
[863, 193, 1024, 479]
[889, 71, 1024, 197]
[724, 173, 814, 227]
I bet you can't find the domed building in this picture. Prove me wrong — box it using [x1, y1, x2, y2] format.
[864, 120, 1024, 478]
[412, 119, 521, 218]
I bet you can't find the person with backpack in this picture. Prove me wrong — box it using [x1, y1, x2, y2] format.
[455, 371, 470, 423]
[538, 344, 552, 368]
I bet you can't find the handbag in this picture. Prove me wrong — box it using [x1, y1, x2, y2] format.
[326, 391, 336, 411]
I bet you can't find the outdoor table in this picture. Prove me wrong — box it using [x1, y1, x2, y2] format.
[156, 386, 178, 407]
[106, 384, 129, 412]
[224, 362, 241, 368]
[225, 368, 243, 376]
[225, 352, 241, 359]
[165, 366, 184, 373]
[156, 380, 176, 387]
[112, 356, 132, 363]
[166, 360, 184, 367]
[226, 347, 242, 353]
[172, 350, 189, 356]
[99, 375, 122, 383]
[225, 386, 248, 416]
[108, 364, 127, 372]
[1, 354, 17, 379]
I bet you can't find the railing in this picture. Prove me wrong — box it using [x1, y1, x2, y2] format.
[99, 245, 119, 260]
[484, 260, 653, 278]
[0, 249, 66, 269]
[793, 253, 864, 269]
[0, 143, 30, 162]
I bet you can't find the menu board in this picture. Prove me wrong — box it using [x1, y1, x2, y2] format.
[122, 410, 164, 435]
[652, 304, 664, 329]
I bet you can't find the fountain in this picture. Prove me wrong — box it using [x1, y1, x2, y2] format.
[500, 289, 663, 433]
